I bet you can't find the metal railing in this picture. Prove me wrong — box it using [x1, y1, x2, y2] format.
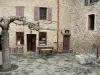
[9, 46, 24, 54]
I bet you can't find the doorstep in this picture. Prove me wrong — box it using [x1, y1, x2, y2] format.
[24, 51, 34, 54]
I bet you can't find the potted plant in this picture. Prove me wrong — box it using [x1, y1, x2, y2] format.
[58, 47, 63, 53]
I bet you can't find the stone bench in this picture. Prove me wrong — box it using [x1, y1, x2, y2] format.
[75, 54, 96, 65]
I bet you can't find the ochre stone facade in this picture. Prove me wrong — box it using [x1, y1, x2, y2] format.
[0, 0, 100, 53]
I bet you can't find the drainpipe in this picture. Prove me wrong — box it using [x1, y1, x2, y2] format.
[57, 0, 60, 53]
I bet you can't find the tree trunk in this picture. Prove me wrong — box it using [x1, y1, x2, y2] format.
[1, 30, 11, 70]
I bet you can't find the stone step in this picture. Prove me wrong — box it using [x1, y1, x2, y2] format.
[62, 50, 69, 53]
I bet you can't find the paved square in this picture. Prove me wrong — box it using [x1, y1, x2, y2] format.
[0, 53, 100, 75]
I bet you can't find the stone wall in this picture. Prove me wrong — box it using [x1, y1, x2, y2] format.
[63, 0, 100, 53]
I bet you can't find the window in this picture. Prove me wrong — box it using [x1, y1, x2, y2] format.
[16, 6, 24, 17]
[90, 0, 94, 4]
[85, 0, 99, 5]
[39, 32, 47, 45]
[88, 14, 95, 30]
[16, 32, 24, 45]
[40, 7, 47, 20]
[34, 7, 52, 21]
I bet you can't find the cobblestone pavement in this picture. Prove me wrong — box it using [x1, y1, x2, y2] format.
[0, 53, 100, 75]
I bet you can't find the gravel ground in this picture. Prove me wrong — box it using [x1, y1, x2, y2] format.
[0, 53, 100, 75]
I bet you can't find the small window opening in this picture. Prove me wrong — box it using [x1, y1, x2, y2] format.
[65, 30, 69, 33]
[88, 14, 95, 30]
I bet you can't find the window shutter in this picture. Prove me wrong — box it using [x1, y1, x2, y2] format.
[19, 6, 24, 17]
[16, 6, 24, 17]
[48, 8, 52, 21]
[34, 7, 39, 21]
[16, 6, 20, 17]
[85, 0, 88, 5]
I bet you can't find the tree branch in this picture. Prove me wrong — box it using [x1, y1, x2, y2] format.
[0, 17, 3, 22]
[0, 23, 4, 28]
[8, 16, 24, 24]
[0, 16, 57, 31]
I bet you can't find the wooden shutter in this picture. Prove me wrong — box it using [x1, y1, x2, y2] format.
[48, 8, 52, 21]
[85, 0, 89, 5]
[19, 6, 24, 17]
[16, 6, 24, 17]
[16, 6, 19, 17]
[34, 7, 39, 21]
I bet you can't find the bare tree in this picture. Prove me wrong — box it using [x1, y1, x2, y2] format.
[0, 16, 27, 70]
[0, 16, 39, 70]
[0, 16, 57, 70]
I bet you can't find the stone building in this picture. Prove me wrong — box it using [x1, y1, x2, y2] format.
[59, 0, 100, 54]
[0, 0, 100, 54]
[0, 0, 58, 53]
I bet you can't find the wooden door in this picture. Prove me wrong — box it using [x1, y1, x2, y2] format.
[27, 34, 36, 52]
[27, 34, 32, 51]
[32, 35, 36, 52]
[63, 35, 70, 52]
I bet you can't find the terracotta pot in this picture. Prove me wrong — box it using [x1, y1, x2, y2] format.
[58, 50, 62, 53]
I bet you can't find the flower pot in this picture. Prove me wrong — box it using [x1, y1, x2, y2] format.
[58, 50, 62, 53]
